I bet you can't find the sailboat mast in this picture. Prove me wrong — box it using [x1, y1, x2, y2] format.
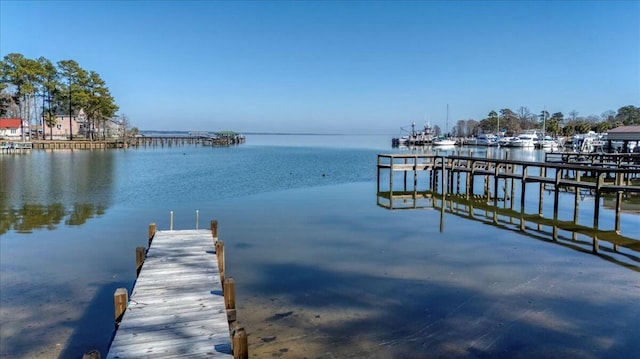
[446, 104, 449, 136]
[543, 106, 546, 135]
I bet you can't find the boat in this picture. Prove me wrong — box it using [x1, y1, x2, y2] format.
[392, 122, 436, 146]
[508, 130, 538, 148]
[572, 131, 605, 153]
[497, 136, 516, 147]
[474, 133, 498, 146]
[432, 104, 457, 146]
[432, 138, 456, 146]
[535, 135, 559, 149]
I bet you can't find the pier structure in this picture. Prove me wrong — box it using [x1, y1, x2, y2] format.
[545, 152, 640, 167]
[1, 141, 33, 153]
[133, 133, 245, 148]
[104, 220, 247, 359]
[1, 133, 245, 153]
[377, 154, 640, 255]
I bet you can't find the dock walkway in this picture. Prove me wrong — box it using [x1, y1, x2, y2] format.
[106, 228, 235, 358]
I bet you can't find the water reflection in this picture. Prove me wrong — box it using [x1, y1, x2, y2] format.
[377, 190, 640, 271]
[0, 151, 115, 235]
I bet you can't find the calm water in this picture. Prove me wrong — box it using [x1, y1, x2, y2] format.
[1, 135, 639, 359]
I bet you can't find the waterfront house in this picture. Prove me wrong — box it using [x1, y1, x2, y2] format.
[0, 118, 27, 139]
[43, 110, 83, 140]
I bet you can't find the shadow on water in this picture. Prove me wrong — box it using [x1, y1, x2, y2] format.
[57, 280, 130, 359]
[245, 261, 640, 359]
[0, 279, 127, 359]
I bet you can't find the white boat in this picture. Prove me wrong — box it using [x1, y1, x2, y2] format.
[535, 136, 559, 149]
[433, 138, 456, 146]
[572, 132, 605, 153]
[509, 131, 538, 148]
[497, 136, 515, 147]
[476, 133, 498, 146]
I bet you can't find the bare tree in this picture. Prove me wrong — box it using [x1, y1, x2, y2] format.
[569, 110, 579, 122]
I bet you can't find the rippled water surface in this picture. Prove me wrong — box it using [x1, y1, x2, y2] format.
[1, 135, 639, 358]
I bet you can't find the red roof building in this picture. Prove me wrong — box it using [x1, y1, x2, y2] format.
[0, 118, 24, 138]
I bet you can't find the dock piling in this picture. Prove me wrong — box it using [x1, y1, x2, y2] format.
[113, 288, 128, 327]
[135, 247, 146, 277]
[233, 328, 249, 359]
[148, 223, 156, 246]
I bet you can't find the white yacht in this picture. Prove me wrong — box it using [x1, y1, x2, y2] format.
[509, 131, 538, 148]
[477, 133, 498, 146]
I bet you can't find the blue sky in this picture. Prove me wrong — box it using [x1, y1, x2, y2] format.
[1, 1, 638, 134]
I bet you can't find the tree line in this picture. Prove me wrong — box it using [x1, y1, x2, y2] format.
[0, 53, 126, 140]
[450, 105, 640, 138]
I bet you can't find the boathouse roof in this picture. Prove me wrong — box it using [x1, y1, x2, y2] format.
[607, 125, 640, 141]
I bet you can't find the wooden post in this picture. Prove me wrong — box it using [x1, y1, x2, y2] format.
[148, 223, 156, 247]
[390, 158, 394, 199]
[441, 156, 446, 200]
[539, 167, 546, 218]
[211, 220, 218, 240]
[573, 170, 581, 241]
[466, 163, 472, 200]
[503, 170, 508, 209]
[492, 165, 499, 223]
[520, 165, 528, 231]
[114, 288, 128, 327]
[413, 160, 418, 192]
[136, 247, 146, 277]
[614, 171, 623, 238]
[224, 277, 236, 310]
[403, 157, 408, 190]
[510, 165, 516, 210]
[592, 171, 603, 253]
[552, 168, 561, 241]
[614, 190, 622, 251]
[216, 240, 225, 284]
[233, 327, 249, 359]
[469, 160, 476, 198]
[82, 350, 101, 359]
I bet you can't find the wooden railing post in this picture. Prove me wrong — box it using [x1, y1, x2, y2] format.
[82, 350, 101, 359]
[114, 288, 128, 327]
[211, 220, 218, 239]
[233, 328, 249, 359]
[148, 223, 156, 247]
[216, 240, 225, 284]
[136, 247, 146, 277]
[224, 277, 236, 310]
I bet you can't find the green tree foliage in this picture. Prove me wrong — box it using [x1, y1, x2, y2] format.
[615, 105, 640, 125]
[545, 119, 561, 135]
[1, 53, 120, 139]
[596, 121, 610, 133]
[575, 121, 591, 134]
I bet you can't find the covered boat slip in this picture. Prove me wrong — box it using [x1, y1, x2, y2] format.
[106, 223, 247, 359]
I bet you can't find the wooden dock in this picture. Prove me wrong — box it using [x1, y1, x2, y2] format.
[377, 154, 640, 254]
[105, 221, 247, 359]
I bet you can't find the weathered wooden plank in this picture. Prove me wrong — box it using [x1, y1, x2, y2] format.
[107, 229, 233, 359]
